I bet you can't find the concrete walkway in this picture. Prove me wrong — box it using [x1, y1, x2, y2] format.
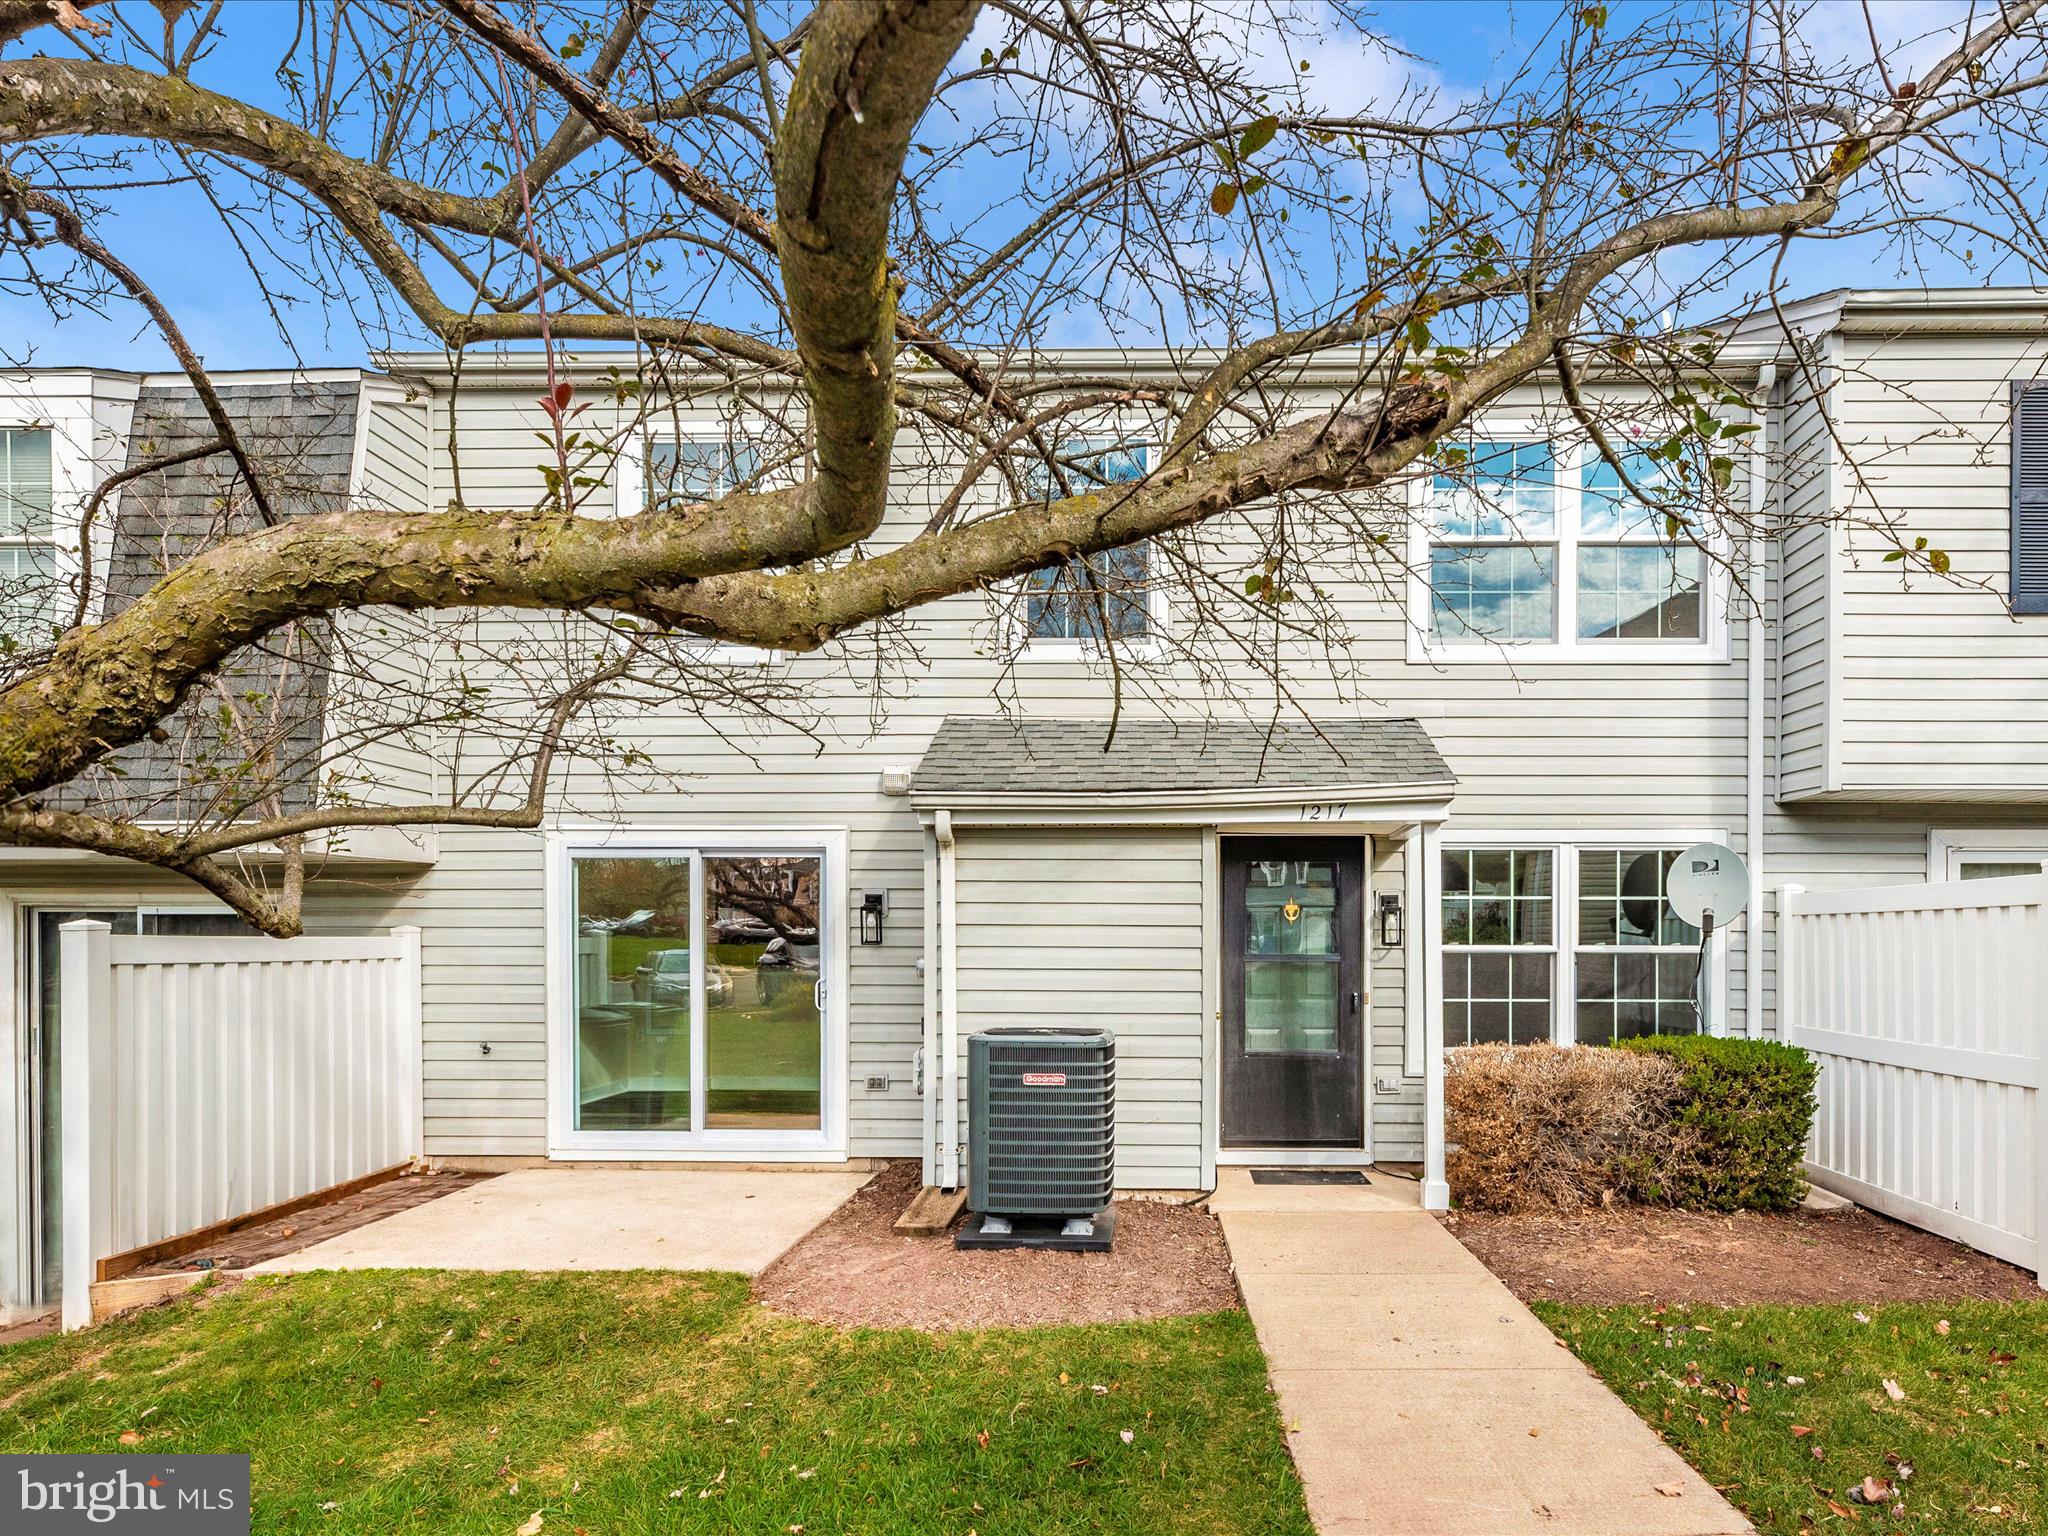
[253, 1167, 871, 1276]
[1211, 1170, 1751, 1536]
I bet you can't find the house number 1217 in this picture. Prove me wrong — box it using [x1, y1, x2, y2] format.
[1299, 804, 1349, 821]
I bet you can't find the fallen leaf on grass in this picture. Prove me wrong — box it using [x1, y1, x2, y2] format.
[1118, 1430, 1135, 1445]
[1850, 1476, 1896, 1505]
[1792, 1426, 1815, 1438]
[1880, 1379, 1905, 1402]
[118, 1431, 143, 1446]
[515, 1514, 543, 1536]
[1824, 1498, 1859, 1520]
[1988, 1349, 2018, 1365]
[1854, 1312, 1871, 1324]
[1935, 1319, 1950, 1336]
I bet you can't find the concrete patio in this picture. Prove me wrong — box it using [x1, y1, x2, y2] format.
[1210, 1169, 1752, 1536]
[251, 1166, 873, 1276]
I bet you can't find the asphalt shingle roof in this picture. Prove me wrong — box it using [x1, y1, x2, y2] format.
[57, 380, 359, 819]
[911, 716, 1453, 800]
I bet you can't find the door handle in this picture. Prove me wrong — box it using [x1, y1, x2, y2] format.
[1348, 991, 1361, 1015]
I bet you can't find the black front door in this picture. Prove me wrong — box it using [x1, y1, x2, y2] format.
[1221, 838, 1366, 1147]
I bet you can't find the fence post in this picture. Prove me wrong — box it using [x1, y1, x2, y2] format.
[59, 919, 113, 1332]
[392, 926, 424, 1163]
[2034, 900, 2048, 1293]
[1778, 885, 1804, 1042]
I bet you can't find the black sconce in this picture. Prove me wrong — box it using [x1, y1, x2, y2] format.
[1377, 892, 1404, 947]
[859, 890, 888, 946]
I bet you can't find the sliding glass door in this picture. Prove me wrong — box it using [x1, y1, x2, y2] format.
[567, 839, 832, 1150]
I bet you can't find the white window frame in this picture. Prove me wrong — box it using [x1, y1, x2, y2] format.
[1014, 440, 1169, 662]
[1406, 432, 1729, 665]
[1927, 828, 2048, 882]
[544, 824, 850, 1161]
[615, 426, 777, 665]
[1438, 829, 1729, 1044]
[0, 372, 140, 643]
[0, 427, 57, 627]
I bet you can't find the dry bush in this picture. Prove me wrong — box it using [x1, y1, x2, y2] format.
[1445, 1044, 1687, 1213]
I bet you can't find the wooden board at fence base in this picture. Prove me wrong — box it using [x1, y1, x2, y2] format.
[96, 1163, 415, 1281]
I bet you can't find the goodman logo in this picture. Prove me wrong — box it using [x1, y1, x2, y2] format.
[2, 1456, 249, 1534]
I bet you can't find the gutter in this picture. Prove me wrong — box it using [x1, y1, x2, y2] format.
[1746, 362, 1777, 1035]
[933, 809, 961, 1189]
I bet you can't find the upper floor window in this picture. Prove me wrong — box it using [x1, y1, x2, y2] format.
[1021, 442, 1159, 648]
[1414, 438, 1718, 662]
[0, 427, 55, 640]
[645, 436, 760, 506]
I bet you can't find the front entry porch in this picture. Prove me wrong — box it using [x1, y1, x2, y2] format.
[909, 716, 1458, 1206]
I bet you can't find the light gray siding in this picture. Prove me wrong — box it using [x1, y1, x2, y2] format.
[385, 365, 1762, 1173]
[1777, 328, 2048, 801]
[1368, 836, 1417, 1161]
[952, 828, 1206, 1190]
[1775, 374, 1836, 802]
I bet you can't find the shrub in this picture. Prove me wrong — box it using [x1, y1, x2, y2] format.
[1444, 1043, 1684, 1212]
[1611, 1035, 1818, 1211]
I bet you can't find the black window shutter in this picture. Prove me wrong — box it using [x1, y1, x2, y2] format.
[2012, 381, 2048, 613]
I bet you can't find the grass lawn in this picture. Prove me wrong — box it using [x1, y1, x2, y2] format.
[3, 1270, 1312, 1536]
[1538, 1298, 2048, 1533]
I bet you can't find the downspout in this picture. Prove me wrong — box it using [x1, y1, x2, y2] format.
[1745, 363, 1777, 1036]
[934, 809, 961, 1189]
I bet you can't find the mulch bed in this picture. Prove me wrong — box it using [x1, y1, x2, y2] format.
[1443, 1203, 2039, 1306]
[754, 1160, 1241, 1331]
[132, 1168, 493, 1275]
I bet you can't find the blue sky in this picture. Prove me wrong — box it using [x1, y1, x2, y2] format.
[0, 0, 2013, 372]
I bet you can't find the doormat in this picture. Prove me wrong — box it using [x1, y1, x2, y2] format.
[1249, 1169, 1370, 1186]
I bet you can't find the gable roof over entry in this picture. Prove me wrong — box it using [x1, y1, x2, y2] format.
[911, 716, 1455, 812]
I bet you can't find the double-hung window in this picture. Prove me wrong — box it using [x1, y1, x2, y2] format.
[1418, 439, 1716, 659]
[1022, 441, 1157, 647]
[0, 427, 55, 640]
[1442, 839, 1712, 1045]
[1440, 846, 1556, 1045]
[644, 435, 761, 507]
[1426, 442, 1559, 644]
[1576, 453, 1704, 642]
[631, 432, 770, 660]
[1570, 848, 1702, 1041]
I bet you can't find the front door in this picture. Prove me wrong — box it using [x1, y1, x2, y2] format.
[1221, 838, 1366, 1147]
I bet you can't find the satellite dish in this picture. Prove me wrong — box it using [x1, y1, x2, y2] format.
[1666, 842, 1750, 932]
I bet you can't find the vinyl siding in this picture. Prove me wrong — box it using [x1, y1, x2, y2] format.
[1784, 330, 2048, 800]
[1368, 836, 1417, 1161]
[388, 370, 1759, 1171]
[951, 828, 1206, 1190]
[1775, 375, 1836, 801]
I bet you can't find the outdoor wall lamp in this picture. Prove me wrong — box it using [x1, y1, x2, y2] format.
[859, 890, 888, 946]
[1377, 892, 1404, 947]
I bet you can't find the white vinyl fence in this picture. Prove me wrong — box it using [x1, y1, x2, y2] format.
[1781, 878, 2045, 1287]
[60, 920, 422, 1329]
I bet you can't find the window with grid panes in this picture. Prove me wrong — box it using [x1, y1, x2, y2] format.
[1425, 441, 1558, 643]
[0, 428, 54, 639]
[1023, 442, 1154, 642]
[1572, 849, 1703, 1040]
[1440, 847, 1555, 1045]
